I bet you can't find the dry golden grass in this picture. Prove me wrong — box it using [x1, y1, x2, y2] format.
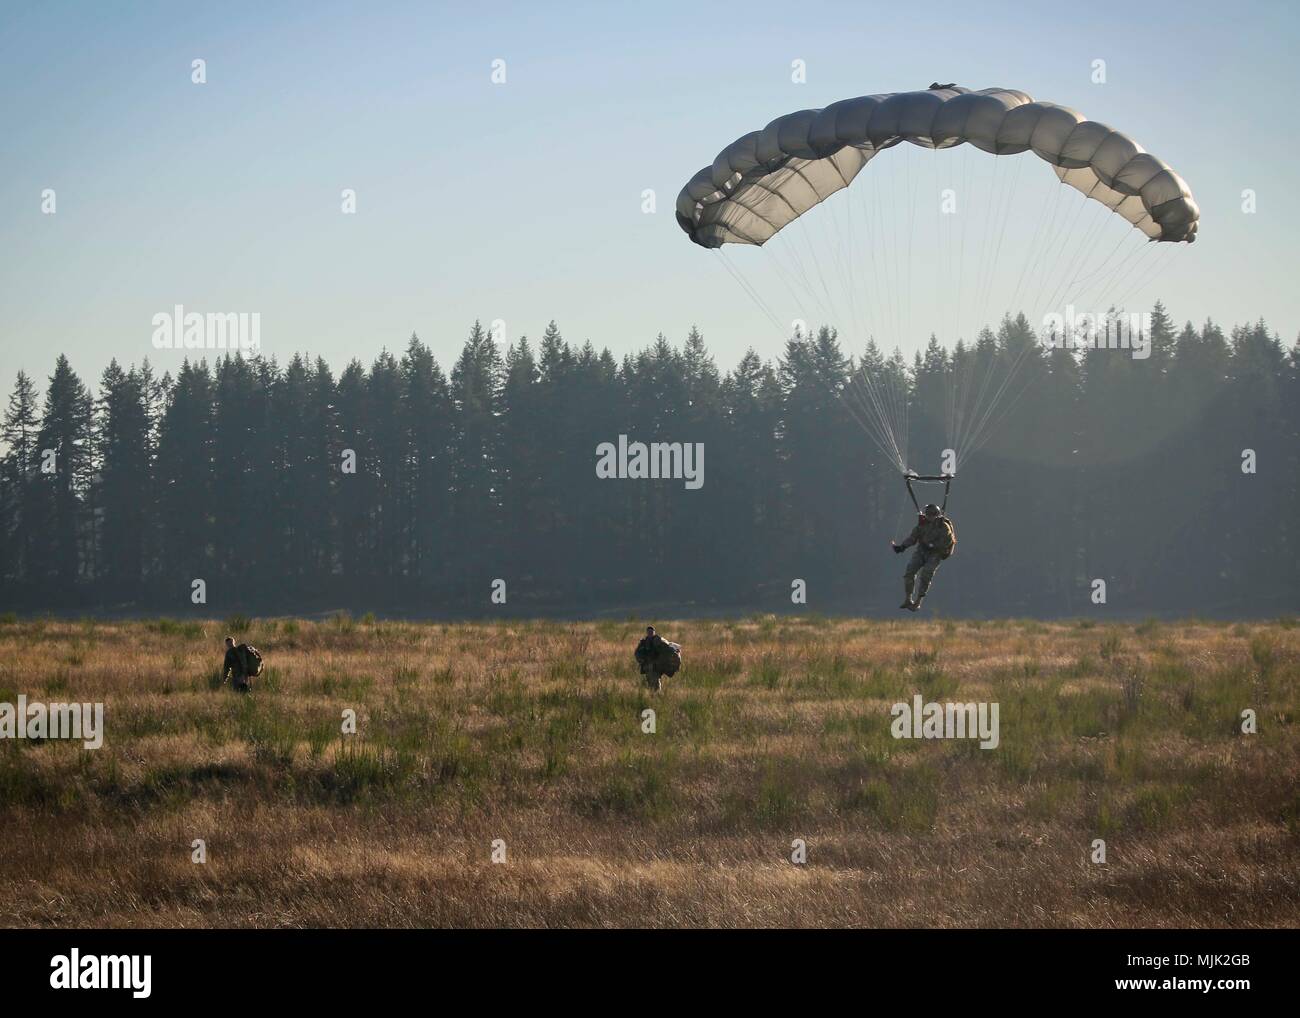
[0, 614, 1297, 928]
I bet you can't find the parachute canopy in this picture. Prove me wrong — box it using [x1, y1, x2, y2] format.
[676, 85, 1199, 249]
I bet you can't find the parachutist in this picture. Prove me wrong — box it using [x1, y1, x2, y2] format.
[677, 83, 1196, 602]
[892, 503, 956, 611]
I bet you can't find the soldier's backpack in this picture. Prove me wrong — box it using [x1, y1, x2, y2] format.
[237, 644, 264, 677]
[939, 519, 957, 559]
[657, 641, 682, 677]
[636, 638, 682, 688]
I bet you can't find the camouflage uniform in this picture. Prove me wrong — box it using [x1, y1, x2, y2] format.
[898, 515, 955, 601]
[223, 645, 250, 692]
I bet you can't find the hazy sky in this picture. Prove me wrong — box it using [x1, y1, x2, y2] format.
[2, 0, 1298, 392]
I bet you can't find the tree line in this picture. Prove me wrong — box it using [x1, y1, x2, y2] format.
[1, 306, 1295, 617]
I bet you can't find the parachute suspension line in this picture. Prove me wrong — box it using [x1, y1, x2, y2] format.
[871, 146, 894, 348]
[1007, 162, 1068, 317]
[1094, 239, 1166, 311]
[715, 249, 785, 335]
[828, 183, 863, 345]
[769, 239, 840, 338]
[842, 183, 913, 474]
[875, 152, 903, 461]
[957, 147, 1022, 458]
[1028, 188, 1093, 323]
[768, 188, 909, 473]
[788, 200, 914, 473]
[958, 362, 1012, 465]
[893, 483, 912, 543]
[952, 144, 972, 353]
[715, 249, 900, 467]
[953, 328, 1002, 463]
[890, 148, 909, 361]
[949, 146, 1016, 467]
[835, 148, 908, 471]
[903, 145, 922, 466]
[1010, 211, 1143, 472]
[844, 163, 875, 341]
[862, 147, 906, 471]
[1041, 188, 1125, 324]
[905, 143, 919, 367]
[936, 146, 971, 463]
[934, 147, 956, 446]
[957, 333, 1039, 465]
[769, 224, 833, 328]
[957, 185, 1103, 461]
[1042, 192, 1116, 315]
[1052, 228, 1134, 307]
[837, 214, 911, 473]
[903, 350, 911, 471]
[853, 359, 908, 472]
[761, 189, 839, 329]
[960, 362, 1036, 462]
[969, 147, 1003, 342]
[948, 142, 995, 464]
[976, 151, 1023, 340]
[957, 311, 1045, 468]
[1110, 244, 1181, 313]
[1020, 176, 1077, 319]
[821, 204, 904, 473]
[833, 181, 877, 369]
[846, 352, 901, 471]
[1065, 241, 1154, 327]
[794, 200, 843, 327]
[961, 175, 1152, 468]
[1041, 187, 1123, 322]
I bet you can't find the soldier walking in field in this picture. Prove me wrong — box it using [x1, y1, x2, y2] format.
[221, 635, 263, 693]
[635, 625, 682, 692]
[891, 503, 957, 611]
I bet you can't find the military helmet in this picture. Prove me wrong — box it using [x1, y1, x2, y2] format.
[921, 503, 943, 519]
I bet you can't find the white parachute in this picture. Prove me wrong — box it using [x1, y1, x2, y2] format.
[676, 84, 1199, 477]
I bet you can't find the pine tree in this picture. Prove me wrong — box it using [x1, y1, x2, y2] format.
[1, 372, 41, 588]
[33, 356, 95, 595]
[155, 360, 215, 601]
[96, 360, 151, 596]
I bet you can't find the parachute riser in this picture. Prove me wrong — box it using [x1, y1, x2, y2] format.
[904, 472, 953, 513]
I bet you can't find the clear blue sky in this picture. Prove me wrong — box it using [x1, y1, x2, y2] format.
[2, 0, 1297, 392]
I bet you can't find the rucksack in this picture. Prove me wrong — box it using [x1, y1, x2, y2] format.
[238, 644, 264, 677]
[940, 519, 957, 559]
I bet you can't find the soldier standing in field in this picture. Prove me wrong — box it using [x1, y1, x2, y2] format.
[635, 625, 682, 692]
[891, 503, 957, 611]
[221, 635, 262, 692]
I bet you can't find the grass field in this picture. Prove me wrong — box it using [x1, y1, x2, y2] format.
[1, 614, 1297, 928]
